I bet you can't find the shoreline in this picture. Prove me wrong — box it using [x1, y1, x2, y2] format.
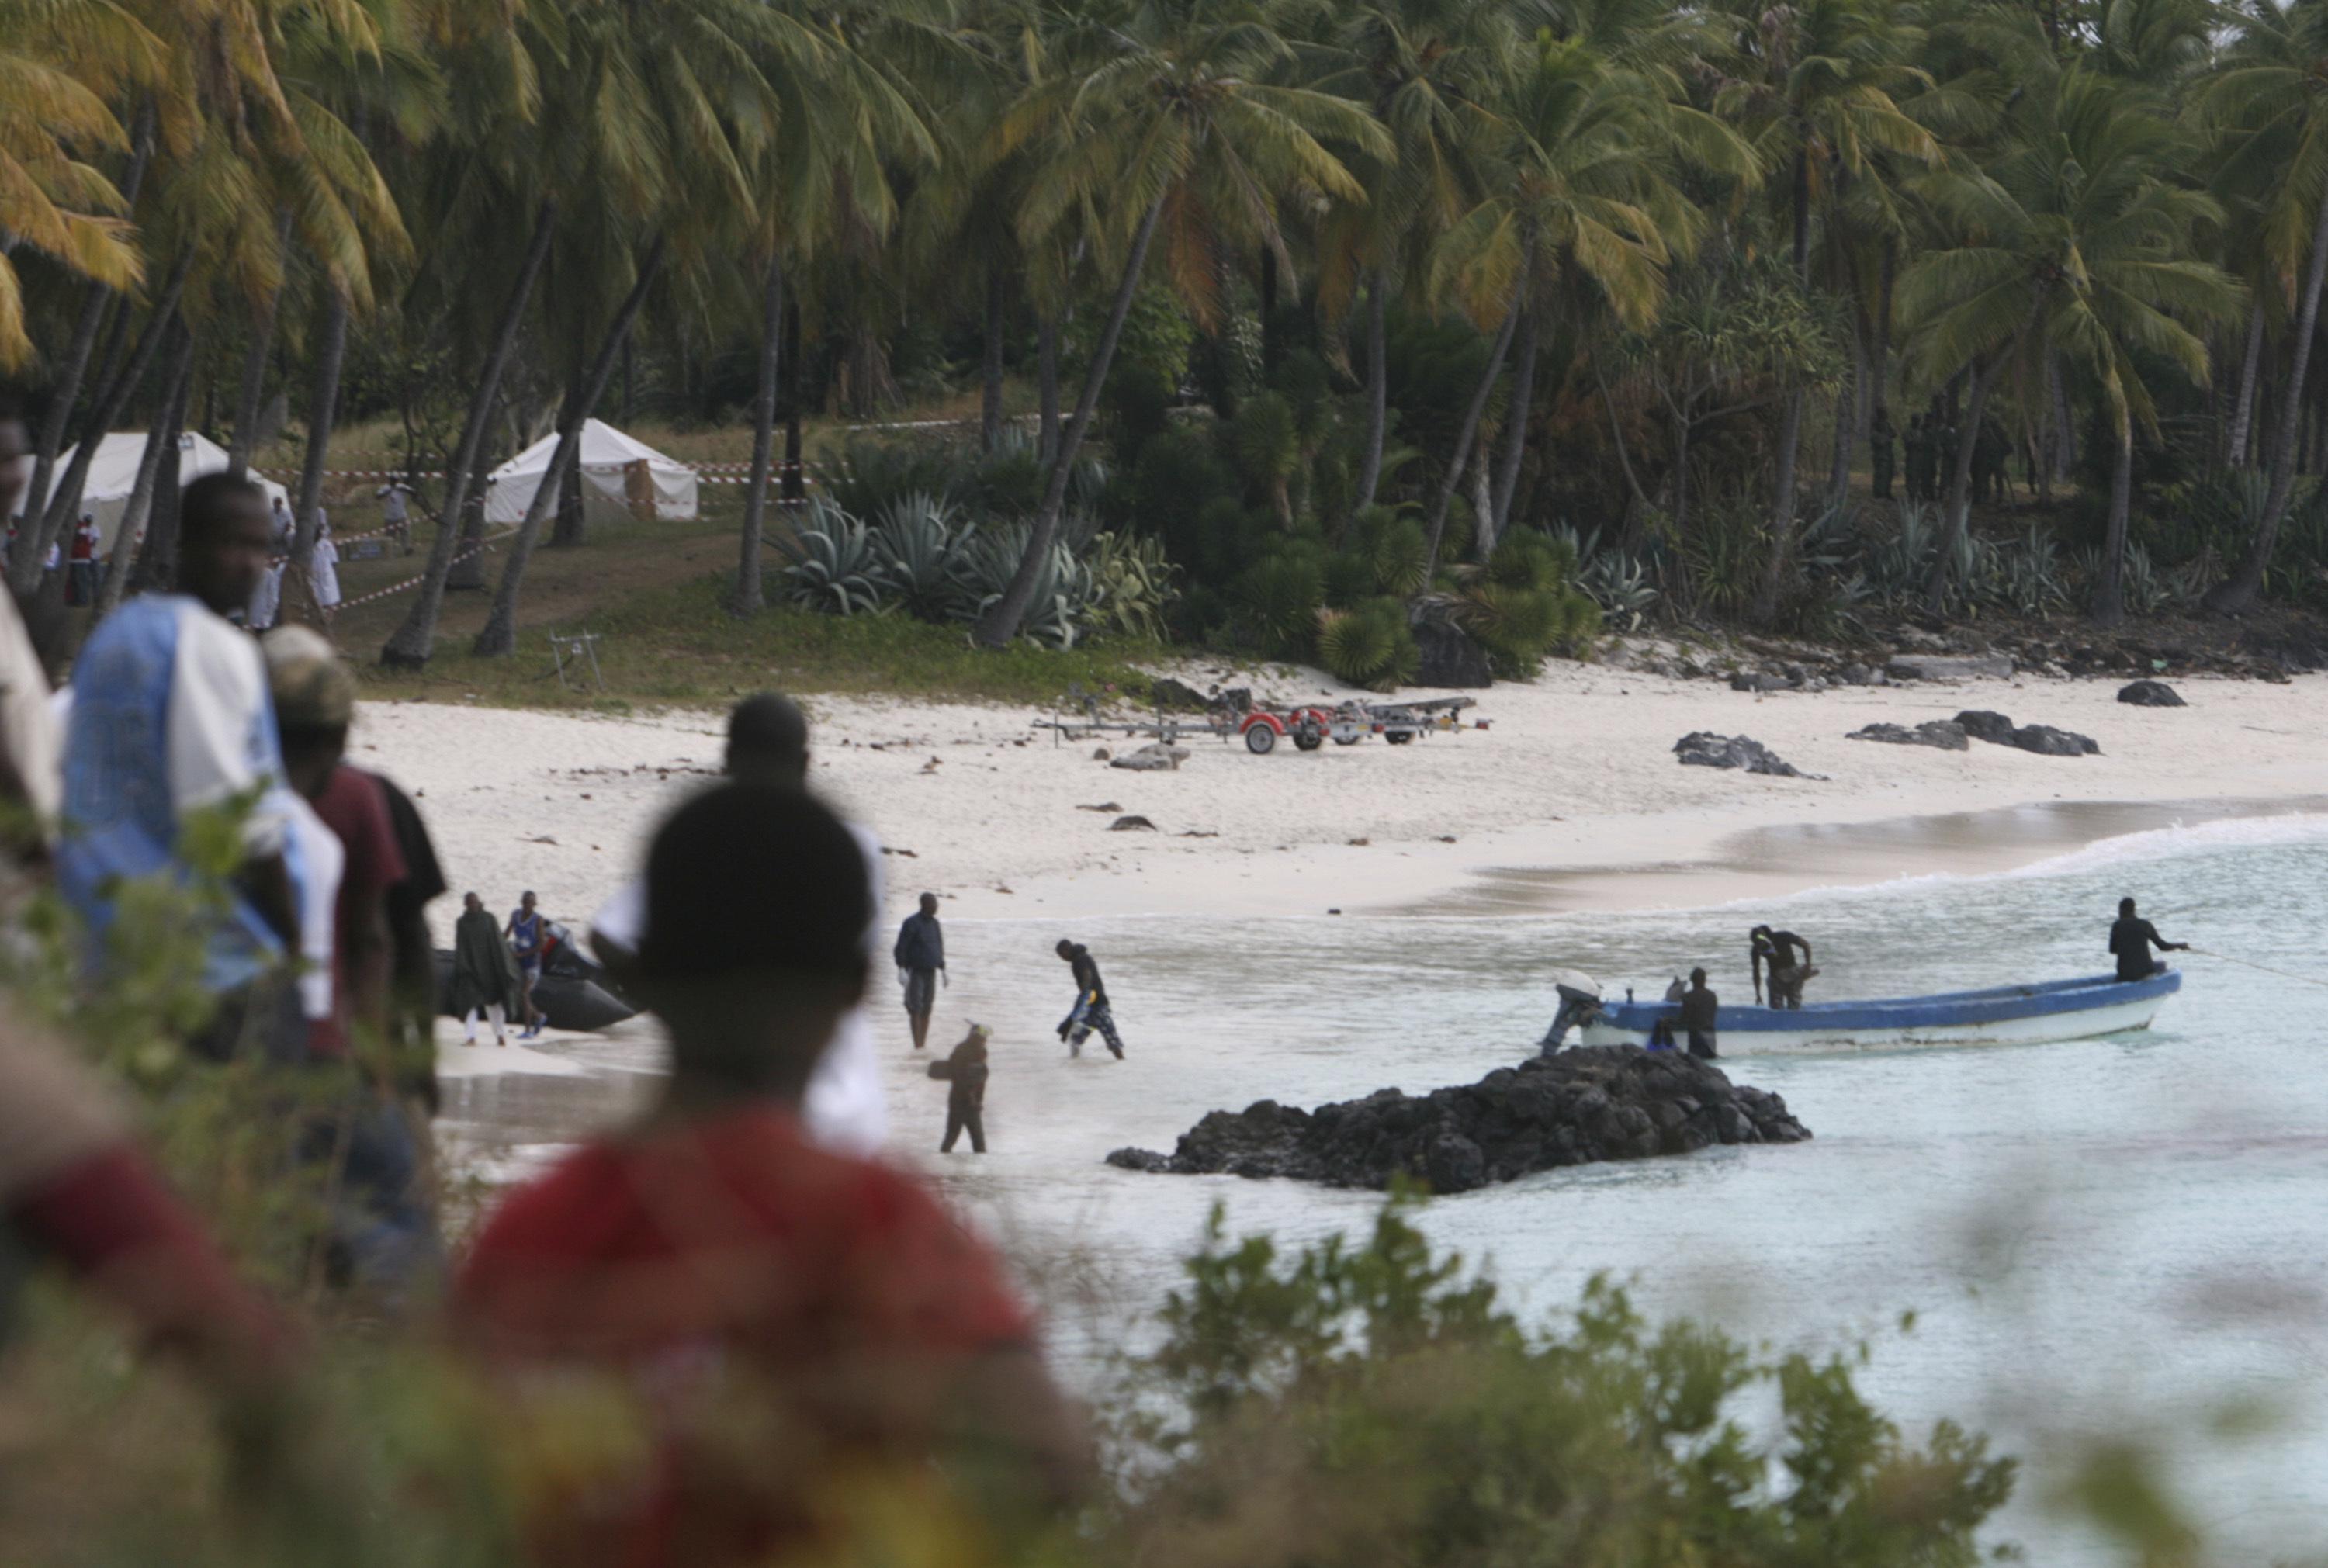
[358, 663, 2328, 940]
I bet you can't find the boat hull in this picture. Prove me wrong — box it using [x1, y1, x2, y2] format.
[1578, 971, 2179, 1054]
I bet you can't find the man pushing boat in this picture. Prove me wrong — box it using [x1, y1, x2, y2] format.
[1750, 926, 1817, 1009]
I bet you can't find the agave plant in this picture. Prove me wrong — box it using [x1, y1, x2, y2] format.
[776, 499, 892, 615]
[870, 492, 970, 621]
[1554, 524, 1659, 632]
[954, 523, 1092, 649]
[1083, 531, 1179, 642]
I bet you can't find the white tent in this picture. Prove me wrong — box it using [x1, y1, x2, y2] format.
[482, 418, 699, 528]
[9, 431, 290, 553]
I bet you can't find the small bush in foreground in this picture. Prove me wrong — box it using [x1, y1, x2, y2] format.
[1104, 1202, 2017, 1568]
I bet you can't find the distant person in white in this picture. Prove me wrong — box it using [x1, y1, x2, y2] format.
[376, 482, 414, 553]
[589, 693, 887, 1155]
[309, 521, 341, 611]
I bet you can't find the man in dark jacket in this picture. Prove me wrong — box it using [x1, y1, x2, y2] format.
[928, 1024, 990, 1152]
[2110, 897, 2187, 981]
[1676, 967, 1719, 1058]
[450, 893, 525, 1045]
[893, 892, 945, 1050]
[1055, 939, 1124, 1059]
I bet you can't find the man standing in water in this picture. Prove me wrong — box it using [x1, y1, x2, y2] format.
[504, 890, 546, 1039]
[2110, 897, 2188, 981]
[1677, 967, 1719, 1058]
[1751, 925, 1815, 1009]
[1055, 939, 1123, 1058]
[894, 891, 945, 1050]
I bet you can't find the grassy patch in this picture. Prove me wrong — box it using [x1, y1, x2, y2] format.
[354, 569, 1168, 712]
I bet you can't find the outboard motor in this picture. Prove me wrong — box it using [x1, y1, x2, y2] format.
[1538, 969, 1605, 1055]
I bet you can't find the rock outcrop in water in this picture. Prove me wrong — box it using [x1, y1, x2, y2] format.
[1105, 1047, 1812, 1193]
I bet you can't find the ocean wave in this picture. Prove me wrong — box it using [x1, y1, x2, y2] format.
[1689, 810, 2328, 916]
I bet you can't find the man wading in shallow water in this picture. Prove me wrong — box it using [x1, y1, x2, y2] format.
[1055, 940, 1124, 1059]
[1751, 926, 1816, 1010]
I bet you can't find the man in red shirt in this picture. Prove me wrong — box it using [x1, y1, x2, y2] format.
[453, 783, 1089, 1565]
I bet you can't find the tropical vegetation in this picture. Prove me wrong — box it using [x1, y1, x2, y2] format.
[9, 0, 2328, 680]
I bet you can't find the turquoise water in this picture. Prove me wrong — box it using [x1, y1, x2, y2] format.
[445, 813, 2328, 1563]
[921, 815, 2328, 1566]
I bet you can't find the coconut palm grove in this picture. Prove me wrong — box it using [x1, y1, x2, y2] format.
[11, 0, 2328, 680]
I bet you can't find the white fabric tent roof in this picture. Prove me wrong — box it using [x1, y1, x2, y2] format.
[483, 418, 698, 526]
[9, 431, 290, 552]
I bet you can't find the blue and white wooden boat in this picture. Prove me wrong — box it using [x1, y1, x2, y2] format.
[1578, 971, 2181, 1054]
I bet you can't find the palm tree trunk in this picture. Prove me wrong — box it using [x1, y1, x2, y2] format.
[1469, 445, 1496, 559]
[227, 209, 297, 480]
[28, 249, 193, 573]
[1827, 337, 1860, 507]
[281, 286, 351, 626]
[1422, 292, 1525, 581]
[99, 322, 193, 618]
[1755, 150, 1817, 626]
[981, 265, 1006, 453]
[381, 199, 557, 668]
[1036, 314, 1061, 466]
[2226, 309, 2264, 469]
[447, 441, 493, 590]
[475, 236, 666, 657]
[2091, 414, 2134, 626]
[1926, 351, 2006, 612]
[1488, 304, 1539, 543]
[2049, 355, 2077, 479]
[2210, 194, 2328, 613]
[781, 299, 805, 501]
[1354, 269, 1390, 511]
[730, 256, 783, 618]
[972, 194, 1166, 648]
[1867, 244, 1895, 444]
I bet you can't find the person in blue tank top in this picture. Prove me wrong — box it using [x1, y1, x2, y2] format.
[61, 472, 313, 1062]
[505, 890, 547, 1039]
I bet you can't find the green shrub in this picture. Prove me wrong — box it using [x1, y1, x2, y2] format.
[1236, 549, 1326, 659]
[1316, 596, 1419, 689]
[1107, 1202, 2017, 1568]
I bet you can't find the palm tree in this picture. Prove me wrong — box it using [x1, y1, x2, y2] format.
[970, 0, 1387, 646]
[1425, 10, 1757, 568]
[2201, 0, 2328, 612]
[1900, 65, 2239, 623]
[1311, 0, 1513, 513]
[1713, 0, 1937, 624]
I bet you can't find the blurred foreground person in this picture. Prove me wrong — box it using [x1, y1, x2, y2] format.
[0, 996, 290, 1384]
[62, 472, 309, 1061]
[456, 784, 1089, 1565]
[591, 691, 888, 1153]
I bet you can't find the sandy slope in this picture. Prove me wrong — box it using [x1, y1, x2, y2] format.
[354, 660, 2328, 943]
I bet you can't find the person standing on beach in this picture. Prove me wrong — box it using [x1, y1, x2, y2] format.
[1869, 407, 1895, 501]
[1750, 925, 1815, 1010]
[452, 893, 524, 1045]
[377, 481, 414, 554]
[61, 472, 310, 1061]
[894, 892, 945, 1050]
[929, 1023, 990, 1152]
[1055, 940, 1124, 1059]
[1677, 968, 1718, 1058]
[590, 691, 890, 1155]
[2110, 897, 2187, 981]
[505, 890, 546, 1039]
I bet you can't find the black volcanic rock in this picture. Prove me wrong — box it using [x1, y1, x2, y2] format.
[1105, 1047, 1812, 1192]
[2118, 680, 2185, 708]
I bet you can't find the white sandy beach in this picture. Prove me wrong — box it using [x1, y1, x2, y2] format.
[359, 659, 2328, 943]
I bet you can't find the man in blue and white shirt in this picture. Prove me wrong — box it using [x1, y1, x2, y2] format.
[61, 472, 312, 1061]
